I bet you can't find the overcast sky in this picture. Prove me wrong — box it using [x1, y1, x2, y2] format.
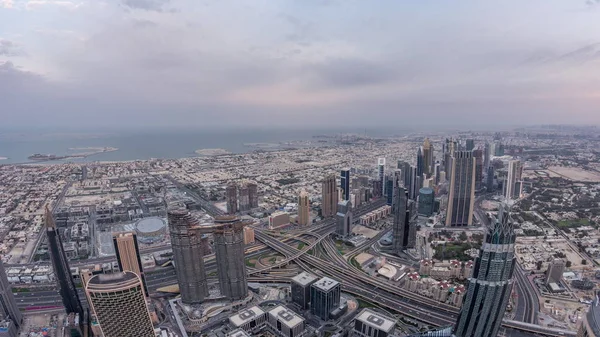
[1, 0, 600, 129]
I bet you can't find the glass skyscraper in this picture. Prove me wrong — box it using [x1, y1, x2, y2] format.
[453, 204, 516, 337]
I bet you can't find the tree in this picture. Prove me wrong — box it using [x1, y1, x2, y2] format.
[459, 231, 468, 241]
[582, 259, 588, 265]
[536, 260, 543, 270]
[566, 261, 572, 268]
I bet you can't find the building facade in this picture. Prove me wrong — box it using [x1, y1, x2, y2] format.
[239, 183, 251, 212]
[446, 151, 476, 226]
[352, 308, 396, 337]
[298, 191, 310, 226]
[321, 175, 338, 218]
[418, 187, 435, 217]
[310, 277, 341, 320]
[423, 138, 433, 177]
[168, 207, 209, 303]
[291, 272, 318, 310]
[453, 204, 516, 337]
[86, 272, 154, 337]
[0, 261, 22, 337]
[113, 231, 148, 296]
[213, 217, 248, 300]
[545, 259, 566, 285]
[45, 206, 83, 316]
[341, 169, 351, 202]
[392, 186, 409, 254]
[336, 200, 353, 237]
[226, 183, 238, 214]
[248, 183, 259, 208]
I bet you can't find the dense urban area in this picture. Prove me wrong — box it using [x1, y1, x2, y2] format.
[1, 125, 600, 337]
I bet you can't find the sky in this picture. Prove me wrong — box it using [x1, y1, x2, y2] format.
[1, 0, 600, 130]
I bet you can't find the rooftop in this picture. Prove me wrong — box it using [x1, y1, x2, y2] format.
[355, 308, 396, 333]
[291, 272, 318, 287]
[229, 306, 265, 327]
[228, 329, 251, 337]
[312, 276, 339, 292]
[268, 305, 304, 329]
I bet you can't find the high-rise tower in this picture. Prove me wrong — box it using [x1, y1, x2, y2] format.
[226, 183, 238, 215]
[378, 158, 385, 194]
[473, 149, 483, 191]
[238, 183, 251, 212]
[454, 204, 516, 337]
[86, 271, 155, 337]
[446, 151, 476, 227]
[423, 138, 433, 177]
[340, 169, 350, 202]
[0, 260, 22, 335]
[321, 175, 338, 218]
[298, 190, 310, 226]
[336, 200, 353, 237]
[213, 216, 248, 300]
[168, 207, 209, 303]
[392, 186, 409, 254]
[416, 146, 424, 181]
[248, 182, 259, 209]
[505, 160, 523, 200]
[45, 205, 83, 315]
[465, 139, 475, 151]
[113, 231, 148, 296]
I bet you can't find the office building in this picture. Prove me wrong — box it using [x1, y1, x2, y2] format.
[423, 138, 433, 177]
[229, 306, 267, 334]
[473, 149, 483, 191]
[248, 182, 259, 208]
[298, 190, 310, 226]
[546, 259, 566, 285]
[310, 277, 341, 320]
[214, 216, 248, 300]
[444, 138, 457, 177]
[434, 163, 441, 185]
[352, 308, 396, 337]
[446, 151, 476, 227]
[0, 260, 22, 336]
[416, 146, 424, 180]
[578, 291, 600, 337]
[465, 139, 475, 151]
[418, 187, 435, 217]
[505, 160, 523, 200]
[86, 272, 155, 337]
[336, 200, 353, 237]
[239, 183, 251, 212]
[454, 204, 516, 337]
[321, 175, 338, 218]
[341, 169, 351, 201]
[269, 211, 290, 229]
[372, 179, 383, 199]
[45, 205, 83, 316]
[113, 231, 148, 296]
[392, 186, 409, 254]
[243, 226, 255, 245]
[486, 166, 495, 192]
[484, 142, 491, 169]
[291, 272, 318, 310]
[267, 306, 306, 337]
[378, 158, 385, 194]
[495, 142, 505, 156]
[168, 207, 208, 303]
[385, 175, 395, 206]
[226, 183, 238, 214]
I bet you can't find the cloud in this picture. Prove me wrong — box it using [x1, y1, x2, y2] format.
[1, 0, 13, 8]
[121, 0, 169, 12]
[0, 39, 19, 56]
[25, 0, 81, 10]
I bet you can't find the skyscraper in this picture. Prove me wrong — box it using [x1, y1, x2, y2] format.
[340, 169, 350, 202]
[113, 231, 148, 296]
[226, 183, 238, 214]
[378, 158, 385, 193]
[310, 277, 341, 320]
[473, 149, 483, 191]
[418, 187, 435, 217]
[486, 166, 495, 192]
[86, 272, 155, 337]
[321, 175, 338, 218]
[45, 205, 83, 316]
[446, 151, 476, 227]
[483, 142, 491, 169]
[416, 146, 424, 180]
[213, 216, 248, 300]
[392, 186, 408, 254]
[298, 190, 310, 226]
[505, 160, 523, 200]
[168, 207, 208, 303]
[0, 260, 22, 335]
[336, 200, 353, 237]
[423, 138, 433, 177]
[238, 183, 250, 212]
[290, 272, 318, 310]
[248, 182, 259, 208]
[454, 204, 516, 337]
[385, 175, 395, 206]
[465, 139, 475, 151]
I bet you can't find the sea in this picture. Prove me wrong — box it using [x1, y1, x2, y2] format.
[0, 127, 401, 165]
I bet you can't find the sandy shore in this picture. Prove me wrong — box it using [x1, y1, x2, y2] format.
[195, 148, 231, 156]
